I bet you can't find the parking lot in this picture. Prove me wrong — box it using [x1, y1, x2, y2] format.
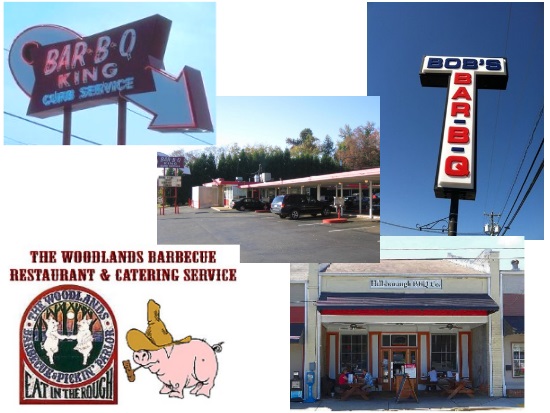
[157, 207, 380, 263]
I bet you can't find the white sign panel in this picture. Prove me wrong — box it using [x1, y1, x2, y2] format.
[420, 56, 508, 200]
[158, 176, 182, 187]
[370, 279, 442, 289]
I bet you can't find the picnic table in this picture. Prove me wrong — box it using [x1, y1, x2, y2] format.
[341, 383, 370, 400]
[440, 378, 475, 399]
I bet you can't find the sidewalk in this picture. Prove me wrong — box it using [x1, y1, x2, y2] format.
[290, 392, 524, 411]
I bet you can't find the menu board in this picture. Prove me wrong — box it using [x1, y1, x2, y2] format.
[404, 364, 417, 378]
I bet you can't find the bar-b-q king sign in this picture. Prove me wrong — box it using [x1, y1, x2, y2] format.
[9, 14, 212, 133]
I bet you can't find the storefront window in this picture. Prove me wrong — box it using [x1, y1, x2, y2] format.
[512, 343, 525, 378]
[340, 334, 368, 372]
[431, 334, 457, 371]
[381, 334, 417, 347]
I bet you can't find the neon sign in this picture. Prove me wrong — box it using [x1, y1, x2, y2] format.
[9, 15, 213, 133]
[420, 56, 508, 200]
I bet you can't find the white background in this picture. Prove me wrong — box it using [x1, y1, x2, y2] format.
[0, 1, 544, 412]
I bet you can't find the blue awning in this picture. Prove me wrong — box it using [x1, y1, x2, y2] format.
[317, 292, 499, 314]
[504, 316, 524, 335]
[291, 323, 304, 343]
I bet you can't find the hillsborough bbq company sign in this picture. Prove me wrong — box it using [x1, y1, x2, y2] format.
[370, 279, 442, 289]
[9, 15, 213, 133]
[420, 56, 508, 200]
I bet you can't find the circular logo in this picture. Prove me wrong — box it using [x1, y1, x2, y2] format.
[21, 285, 117, 390]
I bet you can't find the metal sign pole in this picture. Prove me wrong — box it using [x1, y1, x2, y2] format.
[62, 106, 71, 145]
[448, 195, 459, 236]
[117, 97, 127, 145]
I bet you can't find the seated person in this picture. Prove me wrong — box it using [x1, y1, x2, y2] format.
[334, 367, 351, 395]
[321, 375, 336, 397]
[360, 369, 375, 392]
[427, 366, 438, 391]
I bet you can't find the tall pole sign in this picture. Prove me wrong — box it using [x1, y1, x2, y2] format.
[9, 15, 213, 144]
[420, 56, 508, 235]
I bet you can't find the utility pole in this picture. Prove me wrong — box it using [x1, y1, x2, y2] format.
[484, 212, 501, 236]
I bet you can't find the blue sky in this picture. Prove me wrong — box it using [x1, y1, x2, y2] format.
[367, 2, 544, 240]
[3, 2, 216, 145]
[215, 96, 380, 149]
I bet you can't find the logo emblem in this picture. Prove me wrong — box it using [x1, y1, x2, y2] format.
[20, 285, 117, 404]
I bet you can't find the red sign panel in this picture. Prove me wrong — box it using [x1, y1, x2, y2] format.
[157, 156, 185, 168]
[27, 15, 171, 118]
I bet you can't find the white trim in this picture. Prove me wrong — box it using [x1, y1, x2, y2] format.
[321, 272, 490, 278]
[488, 276, 493, 397]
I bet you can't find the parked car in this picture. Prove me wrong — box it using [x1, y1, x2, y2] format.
[230, 197, 267, 211]
[344, 195, 370, 210]
[343, 193, 380, 214]
[270, 194, 332, 220]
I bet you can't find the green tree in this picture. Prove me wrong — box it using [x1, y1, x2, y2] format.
[320, 135, 335, 157]
[335, 122, 380, 170]
[286, 128, 321, 157]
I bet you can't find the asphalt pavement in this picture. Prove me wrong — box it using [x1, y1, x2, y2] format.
[157, 206, 380, 263]
[290, 392, 524, 411]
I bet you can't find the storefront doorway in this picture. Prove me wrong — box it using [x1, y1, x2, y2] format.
[379, 347, 417, 391]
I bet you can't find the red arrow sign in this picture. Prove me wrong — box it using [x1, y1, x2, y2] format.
[126, 66, 213, 132]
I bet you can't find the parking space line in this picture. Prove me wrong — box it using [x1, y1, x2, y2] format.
[328, 226, 376, 233]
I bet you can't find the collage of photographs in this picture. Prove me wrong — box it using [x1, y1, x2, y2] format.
[0, 1, 544, 413]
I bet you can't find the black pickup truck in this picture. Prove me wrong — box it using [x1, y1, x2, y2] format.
[270, 194, 332, 220]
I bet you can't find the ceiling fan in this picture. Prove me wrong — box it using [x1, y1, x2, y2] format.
[340, 323, 367, 331]
[438, 323, 463, 330]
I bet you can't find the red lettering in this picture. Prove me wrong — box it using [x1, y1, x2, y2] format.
[451, 102, 470, 117]
[44, 49, 59, 75]
[445, 156, 470, 177]
[58, 44, 71, 72]
[451, 86, 472, 101]
[72, 41, 88, 68]
[454, 72, 471, 85]
[57, 73, 71, 88]
[448, 127, 470, 144]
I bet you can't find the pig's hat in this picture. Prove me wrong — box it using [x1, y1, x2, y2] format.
[126, 300, 192, 351]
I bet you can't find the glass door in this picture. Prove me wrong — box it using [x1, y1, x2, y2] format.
[379, 348, 418, 391]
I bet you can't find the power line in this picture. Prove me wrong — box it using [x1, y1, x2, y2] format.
[380, 220, 485, 236]
[498, 106, 543, 218]
[5, 48, 213, 146]
[3, 111, 102, 145]
[499, 137, 544, 232]
[381, 247, 522, 252]
[500, 160, 543, 236]
[483, 3, 513, 214]
[4, 136, 35, 145]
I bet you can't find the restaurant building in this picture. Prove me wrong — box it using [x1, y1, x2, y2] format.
[290, 251, 524, 400]
[194, 168, 380, 215]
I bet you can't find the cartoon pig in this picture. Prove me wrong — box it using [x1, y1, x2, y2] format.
[125, 300, 223, 399]
[132, 339, 222, 398]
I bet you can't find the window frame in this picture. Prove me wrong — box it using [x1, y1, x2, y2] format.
[340, 333, 369, 372]
[430, 333, 458, 372]
[511, 342, 525, 378]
